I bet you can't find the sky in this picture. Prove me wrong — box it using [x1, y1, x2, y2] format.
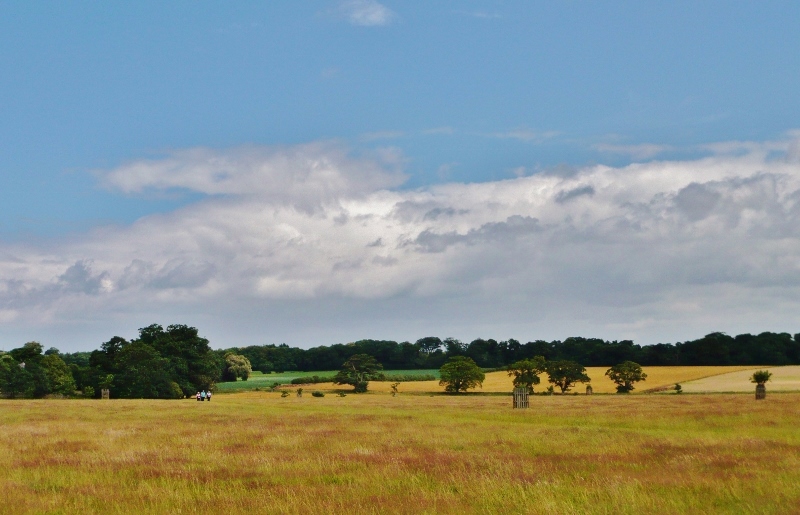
[1, 1, 800, 351]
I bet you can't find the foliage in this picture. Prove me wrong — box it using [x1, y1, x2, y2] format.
[674, 383, 682, 394]
[545, 360, 591, 393]
[83, 386, 95, 398]
[222, 353, 253, 382]
[605, 361, 648, 393]
[334, 354, 383, 393]
[750, 370, 773, 385]
[0, 354, 35, 398]
[311, 391, 325, 397]
[280, 391, 289, 398]
[507, 356, 546, 393]
[41, 354, 77, 396]
[296, 388, 303, 397]
[439, 356, 485, 393]
[390, 382, 399, 396]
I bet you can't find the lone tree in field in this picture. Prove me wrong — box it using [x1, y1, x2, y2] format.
[750, 370, 772, 400]
[334, 353, 383, 393]
[507, 356, 546, 393]
[439, 356, 485, 393]
[545, 360, 590, 394]
[605, 361, 647, 393]
[222, 353, 253, 382]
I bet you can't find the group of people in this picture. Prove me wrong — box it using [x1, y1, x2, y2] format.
[195, 390, 212, 401]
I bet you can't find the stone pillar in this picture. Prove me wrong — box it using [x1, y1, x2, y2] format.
[586, 385, 593, 395]
[101, 389, 110, 399]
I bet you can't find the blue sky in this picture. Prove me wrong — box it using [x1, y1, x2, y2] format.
[1, 2, 800, 350]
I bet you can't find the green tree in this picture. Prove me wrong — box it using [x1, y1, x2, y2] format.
[439, 356, 485, 393]
[0, 354, 35, 398]
[41, 354, 77, 396]
[545, 360, 590, 393]
[222, 353, 253, 381]
[334, 353, 383, 393]
[750, 370, 773, 385]
[605, 361, 647, 393]
[507, 356, 546, 393]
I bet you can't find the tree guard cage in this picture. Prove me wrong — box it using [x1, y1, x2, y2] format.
[513, 387, 529, 408]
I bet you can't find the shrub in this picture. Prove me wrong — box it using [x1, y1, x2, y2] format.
[83, 386, 95, 398]
[336, 392, 346, 397]
[280, 391, 289, 398]
[311, 391, 325, 397]
[750, 370, 773, 385]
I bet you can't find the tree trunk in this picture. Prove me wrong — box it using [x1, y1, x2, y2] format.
[755, 384, 766, 400]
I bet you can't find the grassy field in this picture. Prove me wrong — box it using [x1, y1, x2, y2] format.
[215, 369, 440, 393]
[680, 366, 800, 393]
[269, 366, 762, 395]
[2, 393, 799, 513]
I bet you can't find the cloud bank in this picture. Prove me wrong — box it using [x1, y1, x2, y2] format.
[2, 137, 800, 349]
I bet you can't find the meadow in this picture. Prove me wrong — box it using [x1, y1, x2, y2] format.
[2, 391, 799, 513]
[224, 365, 762, 395]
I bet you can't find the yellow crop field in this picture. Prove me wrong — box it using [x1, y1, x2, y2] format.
[1, 393, 800, 513]
[293, 366, 762, 395]
[680, 365, 800, 393]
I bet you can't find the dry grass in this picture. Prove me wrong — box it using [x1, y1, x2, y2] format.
[681, 365, 800, 393]
[1, 393, 799, 513]
[295, 366, 761, 395]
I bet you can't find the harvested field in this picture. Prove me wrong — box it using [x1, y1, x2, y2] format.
[680, 365, 800, 393]
[285, 366, 762, 395]
[1, 393, 799, 513]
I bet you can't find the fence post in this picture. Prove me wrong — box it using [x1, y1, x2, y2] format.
[101, 389, 110, 400]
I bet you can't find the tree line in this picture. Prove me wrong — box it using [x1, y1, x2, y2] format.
[219, 332, 800, 373]
[1, 327, 798, 399]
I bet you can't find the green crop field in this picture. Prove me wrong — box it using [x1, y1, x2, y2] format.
[2, 392, 799, 513]
[215, 369, 441, 393]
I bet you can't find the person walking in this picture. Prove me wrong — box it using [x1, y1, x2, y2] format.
[201, 390, 206, 401]
[206, 390, 212, 402]
[196, 391, 201, 401]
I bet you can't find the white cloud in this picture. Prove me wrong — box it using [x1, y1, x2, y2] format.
[3, 137, 800, 349]
[339, 0, 395, 27]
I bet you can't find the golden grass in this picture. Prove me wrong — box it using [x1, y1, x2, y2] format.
[681, 365, 800, 393]
[2, 393, 800, 513]
[295, 366, 762, 395]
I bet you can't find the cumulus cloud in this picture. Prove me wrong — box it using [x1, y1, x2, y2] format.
[339, 0, 395, 27]
[3, 137, 800, 348]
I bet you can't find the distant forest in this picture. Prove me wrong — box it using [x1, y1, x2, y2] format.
[3, 328, 798, 399]
[212, 332, 800, 373]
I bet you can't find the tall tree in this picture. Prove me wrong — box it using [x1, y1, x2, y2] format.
[507, 356, 546, 393]
[439, 356, 485, 393]
[545, 360, 591, 393]
[334, 353, 383, 393]
[605, 361, 647, 393]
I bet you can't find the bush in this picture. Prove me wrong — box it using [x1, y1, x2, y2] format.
[336, 392, 347, 397]
[280, 391, 289, 398]
[311, 391, 325, 397]
[83, 386, 95, 398]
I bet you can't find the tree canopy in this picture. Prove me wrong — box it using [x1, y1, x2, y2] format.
[605, 361, 647, 393]
[334, 353, 383, 393]
[439, 356, 485, 393]
[507, 357, 546, 393]
[545, 360, 591, 393]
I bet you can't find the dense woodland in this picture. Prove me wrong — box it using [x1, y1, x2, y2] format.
[1, 326, 798, 399]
